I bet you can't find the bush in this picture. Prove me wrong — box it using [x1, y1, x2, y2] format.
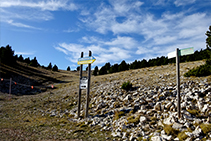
[121, 81, 132, 91]
[184, 61, 211, 77]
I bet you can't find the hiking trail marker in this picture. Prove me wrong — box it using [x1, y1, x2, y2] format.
[78, 51, 95, 118]
[168, 47, 194, 119]
[77, 56, 96, 65]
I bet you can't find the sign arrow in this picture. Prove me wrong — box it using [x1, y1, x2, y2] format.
[77, 56, 96, 65]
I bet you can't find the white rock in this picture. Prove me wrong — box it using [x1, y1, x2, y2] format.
[201, 104, 210, 113]
[172, 122, 184, 130]
[124, 95, 132, 101]
[129, 133, 135, 141]
[151, 136, 163, 141]
[163, 116, 175, 125]
[154, 102, 161, 111]
[162, 134, 172, 140]
[139, 116, 147, 124]
[122, 132, 127, 139]
[165, 102, 173, 110]
[192, 126, 202, 138]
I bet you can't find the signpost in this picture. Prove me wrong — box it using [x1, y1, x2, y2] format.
[77, 51, 96, 118]
[168, 47, 194, 119]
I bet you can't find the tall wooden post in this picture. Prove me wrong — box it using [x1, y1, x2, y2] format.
[176, 48, 181, 118]
[78, 52, 83, 118]
[9, 78, 12, 100]
[85, 51, 91, 118]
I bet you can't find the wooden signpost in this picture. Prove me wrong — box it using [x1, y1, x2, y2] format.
[77, 51, 96, 118]
[168, 47, 194, 119]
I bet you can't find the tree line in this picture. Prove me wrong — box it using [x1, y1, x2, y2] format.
[0, 45, 59, 71]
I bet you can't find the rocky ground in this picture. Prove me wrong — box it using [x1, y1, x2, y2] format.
[0, 60, 211, 140]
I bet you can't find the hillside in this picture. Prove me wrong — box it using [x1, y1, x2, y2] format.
[0, 61, 87, 95]
[1, 60, 211, 140]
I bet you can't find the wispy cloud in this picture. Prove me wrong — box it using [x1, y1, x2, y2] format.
[15, 51, 35, 55]
[63, 28, 79, 33]
[6, 20, 41, 30]
[0, 0, 78, 11]
[174, 0, 196, 6]
[1, 0, 78, 29]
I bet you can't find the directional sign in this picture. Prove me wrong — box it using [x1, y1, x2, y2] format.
[77, 56, 96, 65]
[168, 47, 194, 59]
[179, 47, 194, 56]
[168, 51, 176, 59]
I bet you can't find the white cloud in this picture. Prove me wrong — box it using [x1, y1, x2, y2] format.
[105, 36, 137, 49]
[63, 28, 79, 33]
[0, 0, 78, 11]
[6, 20, 41, 29]
[1, 0, 78, 29]
[174, 0, 196, 6]
[15, 51, 35, 55]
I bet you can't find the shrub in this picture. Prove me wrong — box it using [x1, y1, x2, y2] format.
[121, 81, 132, 91]
[177, 130, 188, 140]
[184, 60, 211, 77]
[163, 124, 179, 136]
[127, 115, 140, 125]
[114, 111, 125, 120]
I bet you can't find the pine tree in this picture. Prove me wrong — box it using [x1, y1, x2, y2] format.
[93, 66, 98, 76]
[67, 66, 71, 71]
[206, 25, 211, 49]
[47, 62, 52, 70]
[52, 64, 58, 71]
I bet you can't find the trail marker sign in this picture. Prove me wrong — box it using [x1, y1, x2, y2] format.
[168, 47, 194, 59]
[179, 47, 194, 56]
[80, 77, 88, 89]
[77, 56, 96, 65]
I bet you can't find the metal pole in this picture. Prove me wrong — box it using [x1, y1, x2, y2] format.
[85, 51, 92, 118]
[78, 52, 83, 118]
[176, 48, 181, 119]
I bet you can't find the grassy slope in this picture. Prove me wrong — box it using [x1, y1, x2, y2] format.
[0, 60, 210, 140]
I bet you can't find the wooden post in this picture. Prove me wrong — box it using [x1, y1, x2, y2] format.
[85, 51, 91, 118]
[9, 78, 12, 99]
[78, 52, 83, 118]
[176, 48, 181, 119]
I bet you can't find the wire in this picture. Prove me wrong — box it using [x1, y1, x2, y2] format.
[0, 78, 54, 89]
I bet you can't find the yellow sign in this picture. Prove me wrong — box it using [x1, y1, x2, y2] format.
[77, 56, 96, 65]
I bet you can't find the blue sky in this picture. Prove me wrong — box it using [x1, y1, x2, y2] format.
[0, 0, 211, 70]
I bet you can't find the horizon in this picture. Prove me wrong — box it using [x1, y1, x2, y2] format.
[1, 0, 211, 70]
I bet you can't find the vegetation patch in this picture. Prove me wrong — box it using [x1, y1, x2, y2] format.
[163, 124, 179, 137]
[114, 111, 125, 121]
[121, 81, 132, 91]
[177, 130, 188, 140]
[184, 60, 211, 77]
[187, 109, 202, 118]
[127, 115, 140, 125]
[200, 123, 211, 134]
